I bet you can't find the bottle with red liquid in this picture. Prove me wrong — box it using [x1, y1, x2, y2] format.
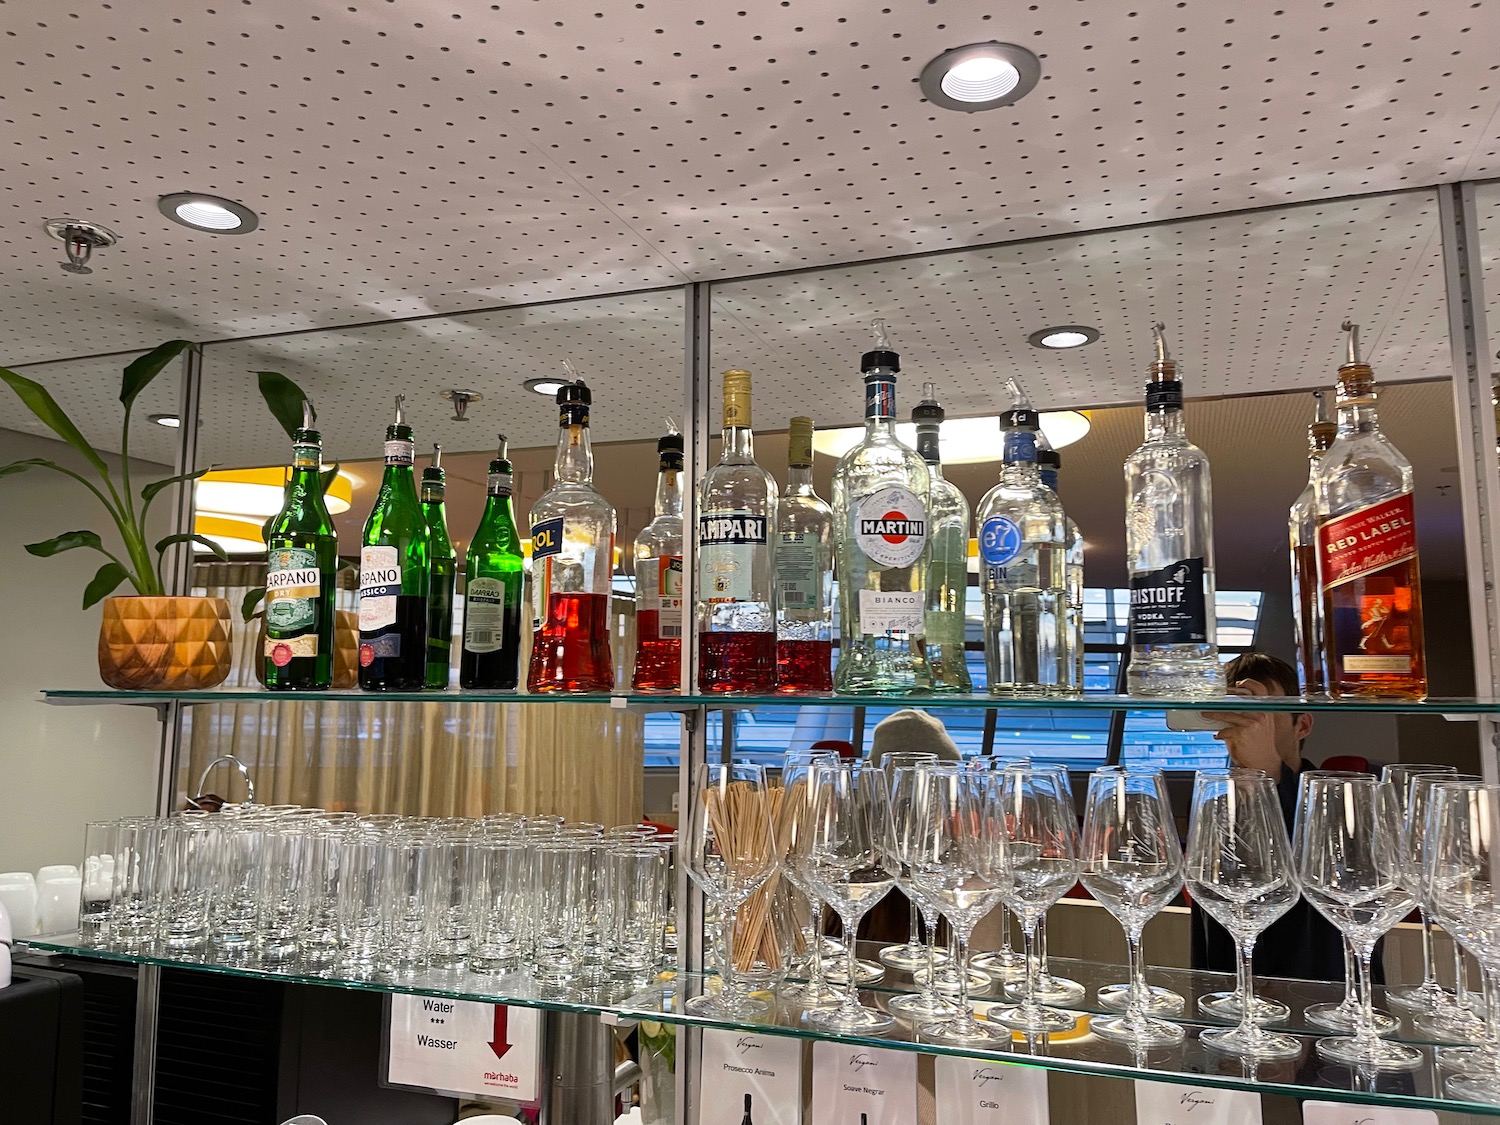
[775, 416, 834, 692]
[526, 373, 617, 693]
[631, 430, 685, 692]
[696, 369, 778, 693]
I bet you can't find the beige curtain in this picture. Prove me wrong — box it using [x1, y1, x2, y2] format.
[182, 563, 643, 825]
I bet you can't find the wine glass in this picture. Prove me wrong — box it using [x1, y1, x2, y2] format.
[992, 765, 1081, 1033]
[877, 750, 942, 972]
[909, 764, 1011, 1044]
[886, 764, 962, 1023]
[776, 750, 843, 1008]
[1183, 769, 1302, 1060]
[1383, 763, 1460, 1014]
[972, 756, 1031, 982]
[802, 760, 900, 1033]
[1079, 766, 1186, 1046]
[683, 762, 779, 1019]
[1294, 772, 1422, 1071]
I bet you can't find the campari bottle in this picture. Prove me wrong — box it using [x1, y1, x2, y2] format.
[421, 445, 457, 689]
[461, 436, 524, 690]
[526, 377, 617, 693]
[632, 430, 686, 692]
[774, 416, 834, 693]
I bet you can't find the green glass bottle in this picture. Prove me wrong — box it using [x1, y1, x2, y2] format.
[461, 435, 525, 690]
[359, 395, 431, 691]
[264, 402, 339, 690]
[421, 444, 457, 689]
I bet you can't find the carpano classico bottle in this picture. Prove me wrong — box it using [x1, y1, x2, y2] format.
[421, 445, 457, 689]
[263, 400, 339, 690]
[359, 395, 431, 690]
[461, 436, 524, 690]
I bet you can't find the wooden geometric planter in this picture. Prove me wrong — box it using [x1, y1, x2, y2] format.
[97, 595, 234, 690]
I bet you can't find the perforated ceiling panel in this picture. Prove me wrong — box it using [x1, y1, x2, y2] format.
[1, 0, 1499, 366]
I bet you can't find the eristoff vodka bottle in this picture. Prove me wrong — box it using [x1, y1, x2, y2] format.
[460, 436, 524, 690]
[632, 429, 686, 692]
[696, 369, 777, 693]
[831, 321, 932, 694]
[421, 445, 457, 689]
[1123, 324, 1224, 697]
[774, 416, 834, 693]
[912, 383, 972, 693]
[976, 381, 1067, 695]
[1290, 391, 1336, 695]
[1037, 433, 1084, 695]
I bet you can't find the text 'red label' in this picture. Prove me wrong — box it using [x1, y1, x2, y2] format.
[1317, 493, 1417, 589]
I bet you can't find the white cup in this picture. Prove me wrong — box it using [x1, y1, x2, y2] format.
[39, 876, 83, 934]
[36, 864, 79, 886]
[0, 876, 37, 938]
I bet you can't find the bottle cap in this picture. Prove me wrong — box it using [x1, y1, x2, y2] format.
[723, 369, 752, 428]
[422, 444, 445, 483]
[1335, 320, 1376, 403]
[1036, 446, 1062, 470]
[862, 316, 900, 374]
[657, 431, 685, 456]
[556, 380, 591, 408]
[386, 393, 414, 441]
[1308, 390, 1337, 454]
[999, 378, 1040, 431]
[787, 416, 815, 466]
[911, 381, 944, 425]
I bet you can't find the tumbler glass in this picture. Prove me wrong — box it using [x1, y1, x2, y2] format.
[80, 820, 116, 946]
[109, 818, 163, 951]
[604, 843, 668, 977]
[338, 827, 386, 977]
[532, 841, 592, 985]
[158, 814, 215, 952]
[301, 825, 347, 970]
[210, 813, 266, 956]
[470, 833, 529, 974]
[428, 829, 478, 972]
[259, 819, 313, 964]
[383, 829, 437, 977]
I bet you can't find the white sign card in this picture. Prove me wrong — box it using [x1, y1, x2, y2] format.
[811, 1041, 918, 1125]
[386, 994, 542, 1103]
[1302, 1104, 1439, 1125]
[934, 1055, 1049, 1125]
[1134, 1080, 1263, 1125]
[700, 1028, 804, 1125]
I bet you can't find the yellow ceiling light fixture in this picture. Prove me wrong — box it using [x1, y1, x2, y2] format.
[194, 466, 354, 519]
[812, 411, 1091, 465]
[192, 514, 269, 556]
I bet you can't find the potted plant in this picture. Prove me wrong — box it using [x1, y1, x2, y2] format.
[0, 340, 235, 689]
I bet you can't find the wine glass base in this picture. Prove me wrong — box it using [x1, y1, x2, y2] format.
[1004, 974, 1084, 1006]
[1199, 990, 1290, 1025]
[878, 941, 948, 971]
[824, 958, 885, 986]
[1303, 1000, 1399, 1035]
[972, 950, 1027, 981]
[918, 1014, 1010, 1045]
[888, 990, 963, 1020]
[1447, 1073, 1500, 1105]
[1200, 1024, 1303, 1061]
[808, 1004, 895, 1034]
[1415, 1009, 1488, 1044]
[912, 965, 992, 994]
[1092, 1013, 1187, 1048]
[785, 978, 845, 1009]
[1316, 1034, 1424, 1071]
[992, 1002, 1077, 1033]
[1098, 982, 1185, 1015]
[1438, 1045, 1499, 1075]
[1389, 980, 1457, 1012]
[685, 992, 771, 1020]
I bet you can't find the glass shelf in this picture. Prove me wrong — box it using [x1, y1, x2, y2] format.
[21, 934, 1500, 1117]
[37, 686, 1500, 715]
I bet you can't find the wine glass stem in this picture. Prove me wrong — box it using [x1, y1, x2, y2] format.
[1021, 920, 1040, 1013]
[807, 894, 825, 987]
[1127, 928, 1147, 1021]
[921, 905, 941, 1004]
[842, 915, 860, 1011]
[954, 926, 972, 1019]
[1354, 941, 1379, 1052]
[1418, 909, 1438, 989]
[1341, 936, 1358, 1011]
[907, 896, 920, 947]
[1237, 937, 1259, 1041]
[721, 897, 738, 1001]
[1037, 914, 1049, 978]
[997, 902, 1014, 957]
[1456, 941, 1471, 1013]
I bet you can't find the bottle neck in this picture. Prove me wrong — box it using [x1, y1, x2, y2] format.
[554, 422, 594, 483]
[1145, 409, 1185, 440]
[721, 425, 754, 463]
[1039, 467, 1059, 491]
[654, 465, 683, 516]
[1336, 399, 1378, 436]
[864, 372, 897, 427]
[785, 463, 815, 495]
[915, 425, 941, 467]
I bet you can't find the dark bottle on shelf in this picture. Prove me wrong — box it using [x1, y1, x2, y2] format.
[358, 395, 431, 691]
[263, 401, 339, 690]
[741, 1093, 754, 1125]
[421, 445, 457, 689]
[461, 436, 524, 690]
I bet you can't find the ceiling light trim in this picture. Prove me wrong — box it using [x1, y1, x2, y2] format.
[1028, 325, 1102, 350]
[158, 193, 260, 235]
[919, 42, 1042, 113]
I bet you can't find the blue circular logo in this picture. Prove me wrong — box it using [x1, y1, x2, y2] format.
[980, 517, 1023, 566]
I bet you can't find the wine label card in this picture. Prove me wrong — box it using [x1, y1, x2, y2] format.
[811, 1041, 918, 1125]
[700, 1028, 803, 1125]
[935, 1055, 1049, 1125]
[1303, 1103, 1438, 1125]
[1134, 1081, 1262, 1125]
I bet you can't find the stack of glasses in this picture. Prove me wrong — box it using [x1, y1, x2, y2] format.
[74, 809, 674, 985]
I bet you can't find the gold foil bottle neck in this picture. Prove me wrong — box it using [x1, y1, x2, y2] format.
[723, 368, 752, 429]
[788, 416, 815, 467]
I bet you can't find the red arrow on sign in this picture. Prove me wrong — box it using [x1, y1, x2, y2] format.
[488, 1005, 512, 1060]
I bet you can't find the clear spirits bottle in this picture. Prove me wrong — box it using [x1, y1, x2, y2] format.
[976, 380, 1067, 695]
[911, 383, 972, 693]
[632, 429, 685, 692]
[461, 436, 524, 690]
[831, 320, 932, 694]
[1290, 391, 1336, 695]
[775, 416, 834, 693]
[1124, 324, 1224, 697]
[421, 445, 457, 689]
[526, 376, 616, 693]
[1314, 322, 1427, 700]
[1037, 435, 1084, 696]
[696, 369, 778, 693]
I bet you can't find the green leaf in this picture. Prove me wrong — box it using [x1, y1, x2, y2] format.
[155, 532, 229, 562]
[25, 530, 104, 557]
[140, 466, 212, 506]
[120, 340, 191, 412]
[241, 587, 267, 622]
[82, 561, 128, 609]
[257, 370, 311, 440]
[0, 367, 110, 479]
[0, 457, 57, 479]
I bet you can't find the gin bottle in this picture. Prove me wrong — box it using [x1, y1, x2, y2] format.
[976, 381, 1066, 695]
[1037, 436, 1084, 696]
[264, 401, 338, 690]
[1313, 322, 1427, 700]
[632, 429, 686, 692]
[527, 376, 617, 693]
[1123, 324, 1224, 697]
[911, 383, 972, 693]
[359, 395, 431, 691]
[775, 416, 834, 693]
[460, 436, 524, 690]
[831, 320, 931, 694]
[421, 445, 457, 689]
[696, 369, 777, 693]
[1289, 391, 1335, 695]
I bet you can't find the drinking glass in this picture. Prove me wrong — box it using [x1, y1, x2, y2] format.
[803, 760, 899, 1033]
[259, 818, 313, 964]
[532, 841, 593, 985]
[301, 825, 346, 970]
[603, 843, 668, 977]
[210, 813, 266, 957]
[683, 762, 778, 1018]
[108, 818, 162, 951]
[337, 827, 386, 977]
[970, 757, 1029, 980]
[1079, 766, 1185, 1046]
[992, 766, 1081, 1033]
[1383, 763, 1460, 1013]
[876, 750, 941, 972]
[80, 820, 116, 946]
[778, 751, 843, 1007]
[158, 814, 214, 952]
[470, 832, 528, 974]
[1184, 769, 1302, 1060]
[428, 829, 478, 971]
[886, 764, 962, 1023]
[383, 828, 437, 976]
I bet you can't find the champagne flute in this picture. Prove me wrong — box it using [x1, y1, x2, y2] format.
[887, 764, 963, 1022]
[877, 750, 942, 972]
[1079, 766, 1185, 1046]
[1383, 763, 1460, 1014]
[1184, 769, 1301, 1060]
[777, 750, 843, 1008]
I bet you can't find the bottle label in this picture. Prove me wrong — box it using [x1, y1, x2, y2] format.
[292, 442, 321, 469]
[979, 517, 1023, 567]
[776, 532, 821, 611]
[1002, 432, 1036, 465]
[265, 547, 321, 632]
[265, 635, 318, 664]
[656, 556, 684, 637]
[864, 378, 896, 419]
[1317, 493, 1417, 589]
[1129, 557, 1208, 645]
[487, 471, 513, 496]
[858, 589, 923, 637]
[699, 510, 767, 603]
[359, 545, 402, 632]
[384, 439, 415, 466]
[853, 487, 927, 569]
[531, 517, 564, 560]
[464, 577, 506, 654]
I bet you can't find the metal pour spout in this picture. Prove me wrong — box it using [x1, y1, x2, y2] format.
[393, 394, 406, 426]
[496, 434, 509, 460]
[1152, 322, 1171, 365]
[1004, 377, 1034, 411]
[1341, 320, 1363, 366]
[301, 398, 317, 430]
[1313, 389, 1330, 425]
[431, 444, 443, 470]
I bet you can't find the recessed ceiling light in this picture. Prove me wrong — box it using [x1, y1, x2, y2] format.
[919, 43, 1041, 113]
[1028, 325, 1102, 350]
[158, 193, 259, 234]
[524, 378, 567, 396]
[148, 413, 182, 428]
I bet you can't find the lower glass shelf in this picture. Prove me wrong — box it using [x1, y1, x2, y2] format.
[20, 934, 1500, 1117]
